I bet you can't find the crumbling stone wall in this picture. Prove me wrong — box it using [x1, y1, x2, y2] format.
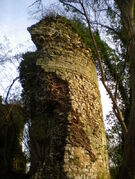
[20, 16, 110, 179]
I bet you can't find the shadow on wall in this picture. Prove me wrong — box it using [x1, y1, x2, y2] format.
[20, 53, 72, 178]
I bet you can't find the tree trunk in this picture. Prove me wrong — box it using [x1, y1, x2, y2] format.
[120, 37, 135, 179]
[114, 0, 135, 178]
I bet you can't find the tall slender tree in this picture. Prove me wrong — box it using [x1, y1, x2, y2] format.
[112, 1, 135, 178]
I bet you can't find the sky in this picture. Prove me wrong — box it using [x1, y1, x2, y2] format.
[0, 0, 112, 118]
[0, 0, 35, 47]
[0, 0, 37, 100]
[0, 0, 59, 47]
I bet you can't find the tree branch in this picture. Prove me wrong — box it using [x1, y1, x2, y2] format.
[60, 0, 85, 16]
[91, 21, 120, 35]
[79, 0, 128, 137]
[5, 77, 19, 103]
[29, 0, 42, 7]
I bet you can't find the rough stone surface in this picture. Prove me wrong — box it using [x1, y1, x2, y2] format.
[21, 16, 110, 179]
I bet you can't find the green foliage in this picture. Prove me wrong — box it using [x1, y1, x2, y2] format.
[66, 17, 130, 118]
[65, 17, 125, 81]
[20, 52, 46, 141]
[106, 111, 123, 178]
[110, 167, 119, 179]
[66, 18, 92, 48]
[20, 52, 38, 101]
[0, 97, 26, 175]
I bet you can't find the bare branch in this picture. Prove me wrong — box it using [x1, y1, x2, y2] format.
[28, 0, 42, 8]
[60, 0, 85, 15]
[91, 21, 120, 35]
[5, 77, 19, 103]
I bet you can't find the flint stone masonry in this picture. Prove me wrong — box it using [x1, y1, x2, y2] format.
[21, 16, 110, 179]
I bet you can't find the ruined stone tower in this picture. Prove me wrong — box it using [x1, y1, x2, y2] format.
[20, 16, 110, 179]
